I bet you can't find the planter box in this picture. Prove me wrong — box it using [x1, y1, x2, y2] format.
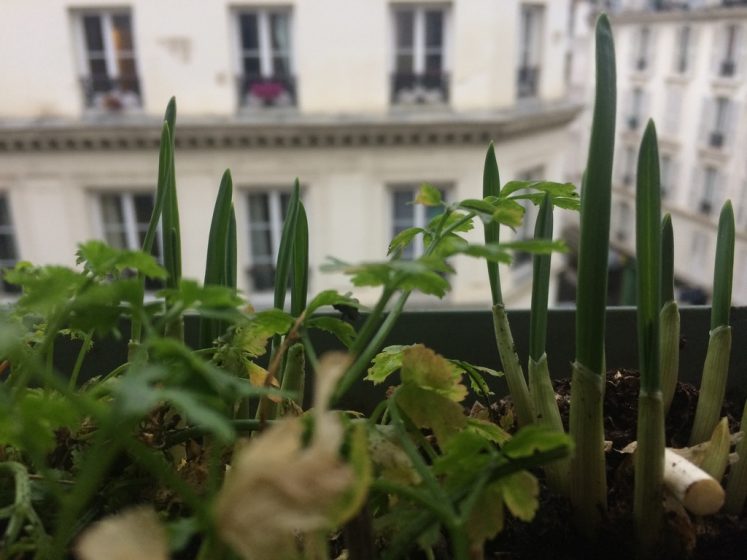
[55, 306, 747, 414]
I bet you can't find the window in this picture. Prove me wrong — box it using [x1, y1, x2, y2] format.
[391, 186, 447, 259]
[674, 25, 691, 74]
[236, 10, 295, 108]
[627, 87, 646, 130]
[700, 96, 736, 149]
[633, 26, 651, 72]
[660, 154, 674, 199]
[615, 201, 632, 243]
[0, 195, 20, 294]
[75, 11, 140, 110]
[97, 193, 161, 288]
[517, 4, 544, 99]
[697, 166, 720, 216]
[713, 24, 743, 78]
[246, 191, 292, 292]
[513, 166, 545, 268]
[621, 145, 636, 187]
[690, 230, 710, 273]
[391, 7, 449, 105]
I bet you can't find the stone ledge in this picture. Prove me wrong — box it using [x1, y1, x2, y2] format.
[0, 101, 582, 153]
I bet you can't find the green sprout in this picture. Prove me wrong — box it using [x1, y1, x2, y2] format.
[660, 214, 680, 415]
[568, 13, 616, 532]
[690, 201, 735, 445]
[633, 120, 665, 555]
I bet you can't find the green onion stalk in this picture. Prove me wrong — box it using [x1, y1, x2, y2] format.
[660, 214, 680, 415]
[689, 201, 735, 445]
[633, 121, 665, 556]
[199, 169, 236, 349]
[483, 142, 535, 427]
[129, 99, 177, 360]
[725, 401, 747, 514]
[568, 13, 616, 533]
[527, 193, 568, 493]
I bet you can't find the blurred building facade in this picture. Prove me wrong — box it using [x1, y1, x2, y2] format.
[565, 0, 747, 306]
[0, 0, 580, 308]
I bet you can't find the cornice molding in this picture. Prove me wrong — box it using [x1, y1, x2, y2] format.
[612, 6, 747, 24]
[0, 102, 582, 154]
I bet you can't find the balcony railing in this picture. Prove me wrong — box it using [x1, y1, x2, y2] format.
[719, 59, 737, 77]
[80, 75, 141, 111]
[517, 66, 540, 98]
[627, 115, 640, 130]
[699, 199, 713, 215]
[238, 75, 296, 109]
[391, 72, 449, 105]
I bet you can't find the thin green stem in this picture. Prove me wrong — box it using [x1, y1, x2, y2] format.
[68, 330, 93, 390]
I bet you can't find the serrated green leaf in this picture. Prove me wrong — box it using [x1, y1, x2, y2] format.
[160, 279, 243, 310]
[305, 290, 359, 316]
[499, 239, 567, 255]
[388, 227, 424, 256]
[396, 384, 466, 444]
[492, 199, 525, 229]
[305, 316, 356, 348]
[236, 309, 295, 357]
[501, 424, 573, 460]
[510, 192, 580, 211]
[76, 241, 167, 279]
[366, 345, 409, 384]
[501, 180, 577, 198]
[427, 211, 474, 233]
[498, 471, 539, 521]
[466, 418, 511, 445]
[433, 429, 493, 486]
[415, 184, 443, 206]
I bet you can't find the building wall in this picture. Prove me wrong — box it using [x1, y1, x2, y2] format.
[0, 0, 570, 118]
[0, 0, 578, 308]
[609, 6, 747, 305]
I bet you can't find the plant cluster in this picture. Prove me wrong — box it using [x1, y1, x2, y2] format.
[0, 13, 745, 560]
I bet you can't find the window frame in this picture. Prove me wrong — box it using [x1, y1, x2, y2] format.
[0, 193, 20, 295]
[243, 188, 294, 294]
[517, 3, 544, 99]
[72, 9, 141, 108]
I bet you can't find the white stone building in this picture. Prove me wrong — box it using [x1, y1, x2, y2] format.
[601, 0, 747, 305]
[0, 0, 581, 308]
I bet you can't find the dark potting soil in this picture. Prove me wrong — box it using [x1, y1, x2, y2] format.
[483, 369, 747, 560]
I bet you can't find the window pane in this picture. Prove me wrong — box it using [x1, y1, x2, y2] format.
[117, 57, 137, 80]
[88, 58, 108, 79]
[248, 193, 270, 222]
[250, 228, 273, 258]
[243, 56, 261, 77]
[280, 192, 291, 217]
[270, 13, 290, 51]
[273, 55, 290, 76]
[0, 234, 16, 260]
[425, 11, 443, 49]
[111, 14, 133, 52]
[393, 225, 415, 259]
[133, 194, 154, 224]
[83, 15, 104, 52]
[425, 54, 442, 73]
[103, 229, 128, 249]
[250, 264, 275, 291]
[395, 11, 414, 49]
[240, 13, 259, 50]
[396, 54, 414, 74]
[0, 197, 10, 227]
[100, 195, 124, 226]
[393, 191, 414, 221]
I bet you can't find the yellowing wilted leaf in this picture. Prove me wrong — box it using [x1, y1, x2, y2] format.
[369, 425, 422, 485]
[75, 506, 168, 560]
[246, 361, 281, 403]
[401, 345, 467, 402]
[498, 471, 539, 522]
[465, 482, 504, 547]
[396, 384, 466, 444]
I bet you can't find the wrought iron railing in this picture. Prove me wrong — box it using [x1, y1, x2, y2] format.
[390, 72, 449, 105]
[80, 75, 141, 110]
